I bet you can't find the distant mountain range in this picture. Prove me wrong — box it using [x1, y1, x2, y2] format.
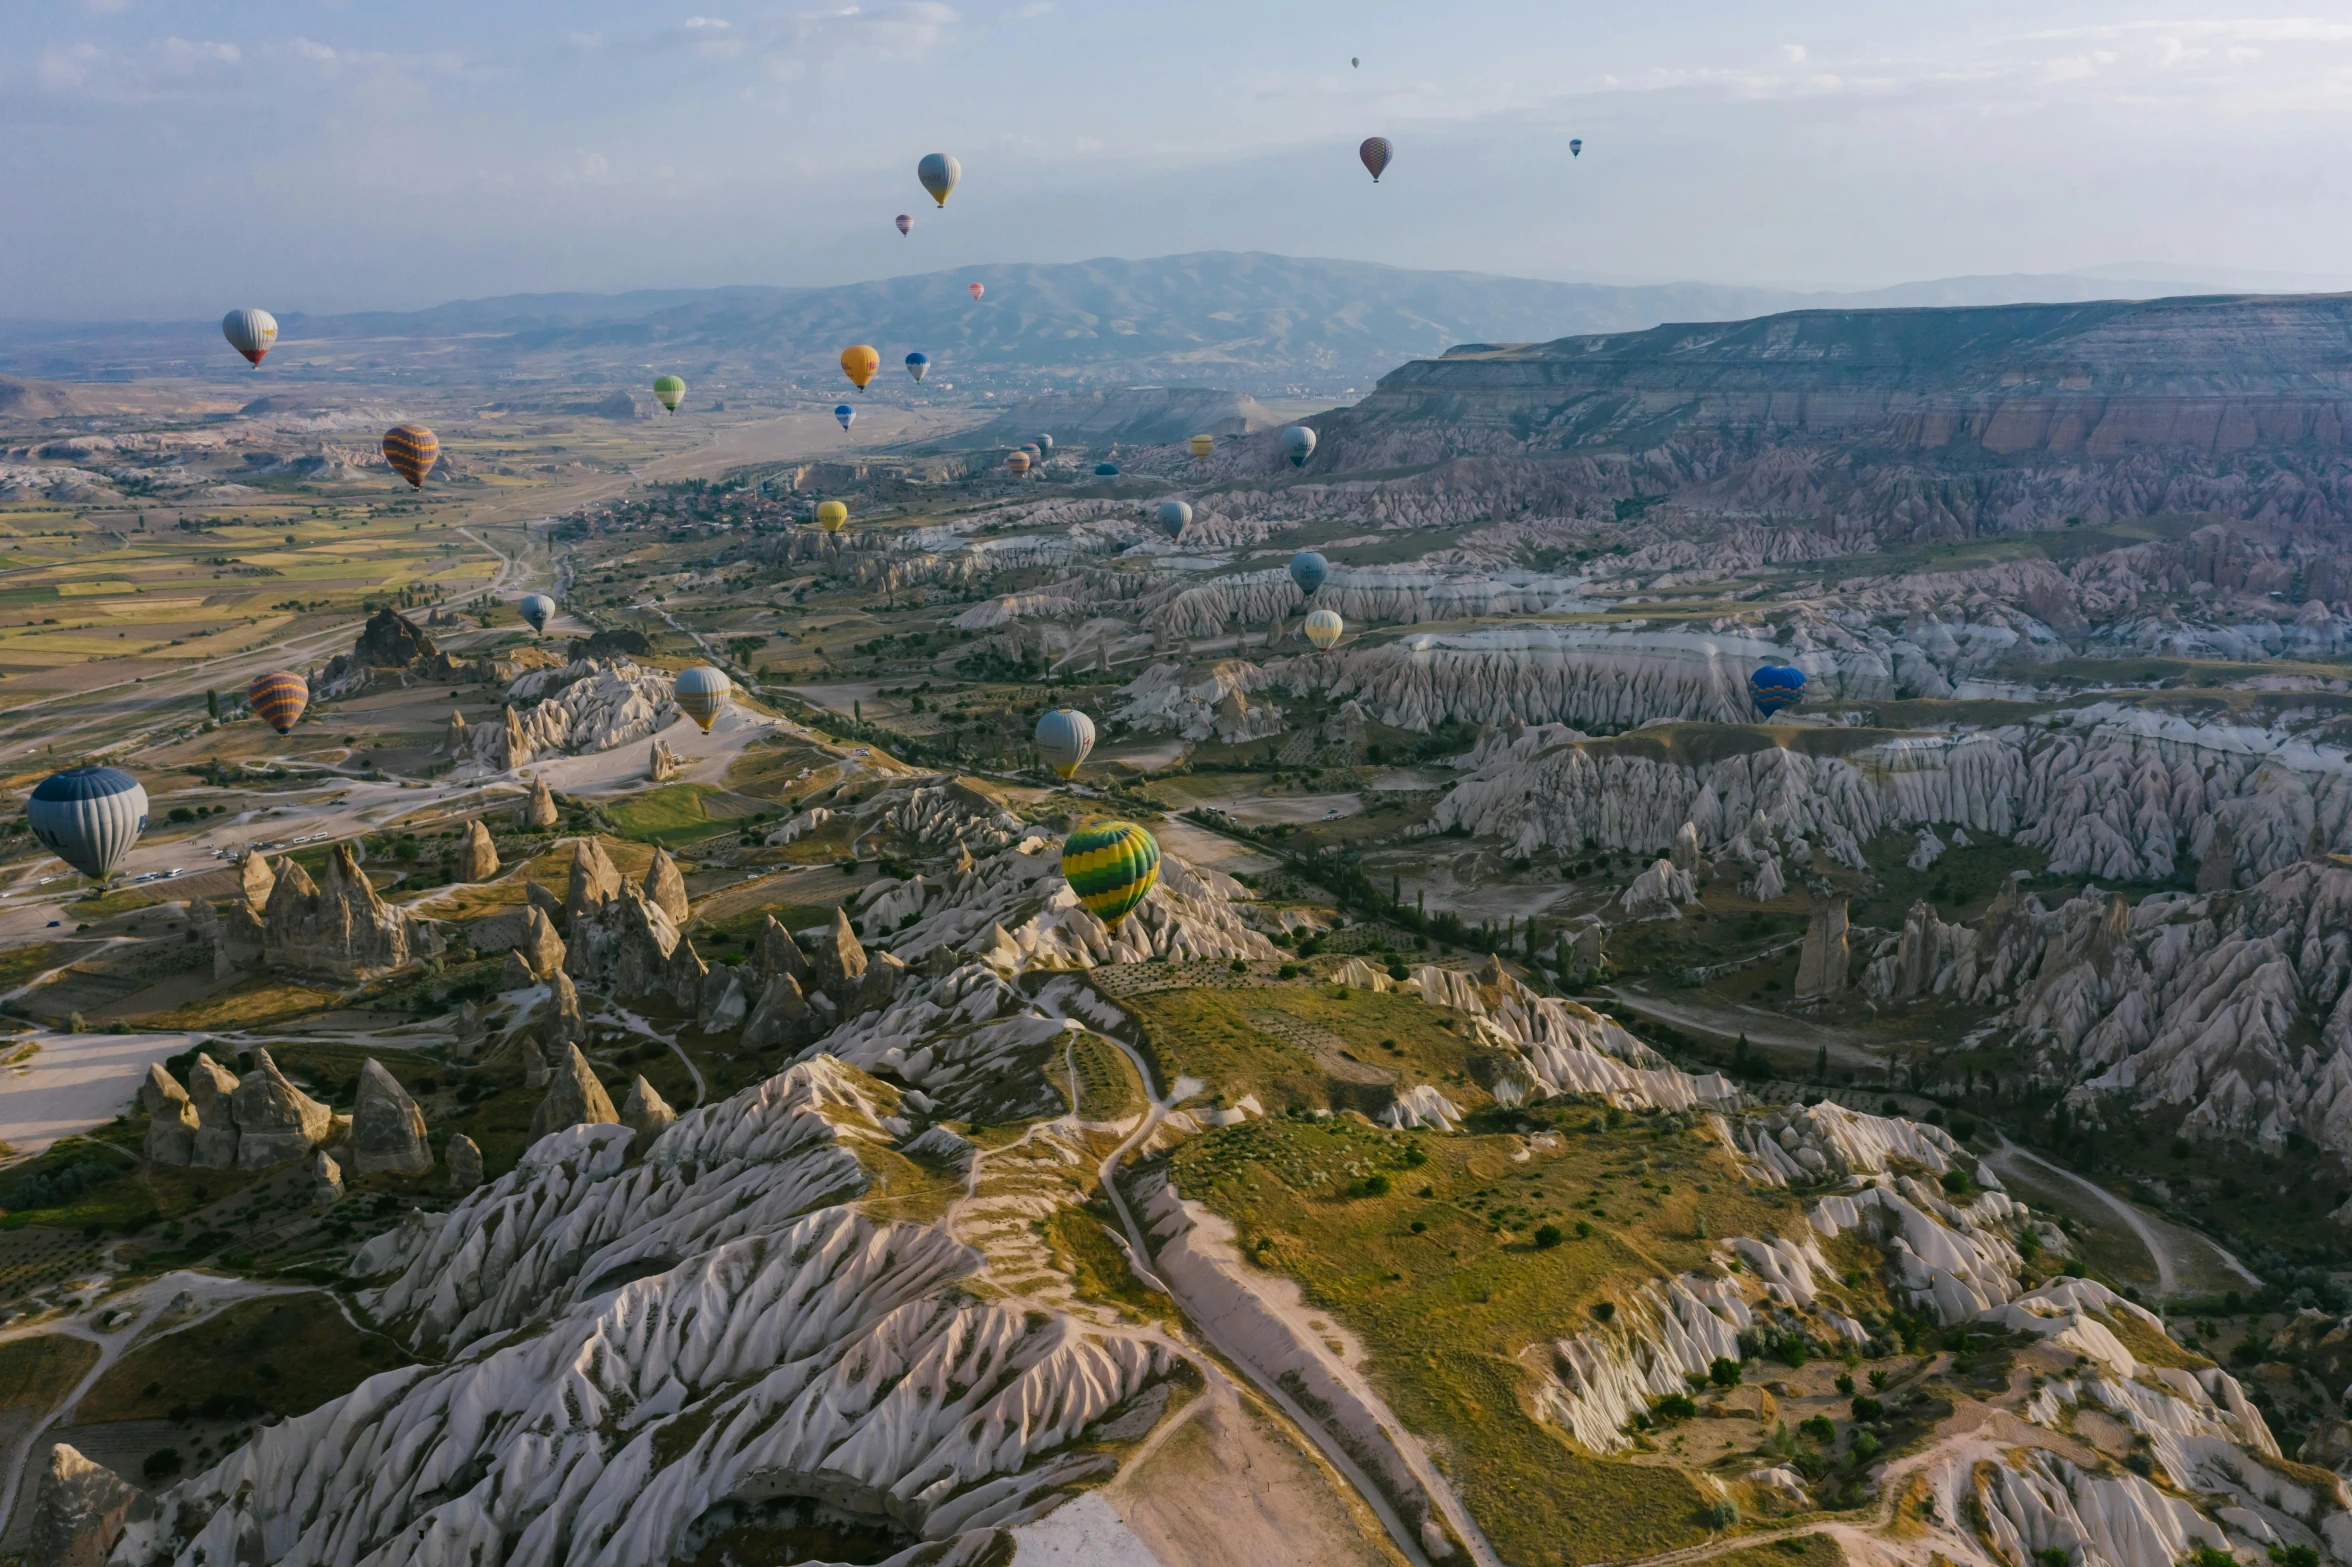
[0, 252, 2331, 395]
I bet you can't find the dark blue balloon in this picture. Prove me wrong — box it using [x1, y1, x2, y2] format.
[1750, 663, 1807, 718]
[1290, 551, 1329, 596]
[29, 765, 148, 881]
[1094, 463, 1119, 477]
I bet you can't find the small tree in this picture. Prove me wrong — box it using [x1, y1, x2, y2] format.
[205, 688, 219, 720]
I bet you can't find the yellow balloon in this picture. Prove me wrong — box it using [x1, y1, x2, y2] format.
[815, 500, 848, 532]
[1188, 434, 1214, 460]
[840, 345, 880, 389]
[1304, 608, 1344, 650]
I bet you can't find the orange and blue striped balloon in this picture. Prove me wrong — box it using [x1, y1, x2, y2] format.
[246, 671, 309, 735]
[1061, 820, 1161, 932]
[381, 424, 438, 488]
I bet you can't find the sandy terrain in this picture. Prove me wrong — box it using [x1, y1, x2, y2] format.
[0, 1031, 202, 1156]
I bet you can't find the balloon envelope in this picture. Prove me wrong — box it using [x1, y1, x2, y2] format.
[1360, 136, 1393, 182]
[1304, 608, 1345, 650]
[674, 666, 731, 733]
[1750, 664, 1807, 718]
[815, 500, 848, 531]
[840, 345, 880, 389]
[29, 766, 147, 882]
[905, 351, 930, 382]
[382, 424, 437, 488]
[1037, 434, 1054, 453]
[222, 308, 278, 366]
[1290, 550, 1329, 596]
[1188, 434, 1214, 460]
[1094, 463, 1120, 477]
[834, 404, 857, 430]
[1006, 451, 1030, 475]
[1352, 55, 1360, 66]
[246, 671, 308, 736]
[1033, 709, 1096, 779]
[520, 593, 556, 634]
[1281, 425, 1318, 467]
[968, 282, 985, 301]
[896, 213, 913, 235]
[1570, 138, 1583, 156]
[1061, 819, 1161, 932]
[917, 152, 961, 207]
[1156, 499, 1191, 537]
[653, 375, 685, 412]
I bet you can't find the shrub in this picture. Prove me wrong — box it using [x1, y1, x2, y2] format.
[1835, 1373, 1854, 1395]
[1709, 1357, 1742, 1387]
[2124, 1451, 2154, 1478]
[1700, 1501, 1737, 1530]
[1403, 1143, 1427, 1167]
[1850, 1396, 1884, 1421]
[1356, 1173, 1391, 1198]
[1850, 1430, 1880, 1459]
[1534, 1223, 1563, 1249]
[1278, 964, 1300, 980]
[1652, 1393, 1697, 1422]
[2268, 1547, 2320, 1567]
[1574, 1220, 1593, 1238]
[1228, 958, 1247, 975]
[1591, 1301, 1616, 1322]
[1939, 1168, 1973, 1195]
[1798, 1415, 1835, 1443]
[2036, 1551, 2073, 1567]
[141, 1449, 184, 1483]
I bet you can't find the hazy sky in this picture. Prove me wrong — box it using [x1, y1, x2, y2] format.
[8, 0, 2352, 318]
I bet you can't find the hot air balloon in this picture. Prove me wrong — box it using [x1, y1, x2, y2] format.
[896, 213, 913, 235]
[654, 375, 686, 413]
[382, 424, 438, 488]
[918, 152, 961, 208]
[1034, 709, 1096, 779]
[1156, 500, 1191, 537]
[834, 404, 857, 431]
[1188, 434, 1214, 460]
[816, 500, 848, 532]
[1359, 136, 1393, 182]
[1020, 443, 1042, 471]
[968, 282, 985, 302]
[1061, 819, 1161, 933]
[674, 666, 731, 733]
[1352, 55, 1360, 67]
[1094, 462, 1120, 478]
[840, 345, 880, 390]
[222, 308, 279, 367]
[1037, 434, 1054, 454]
[905, 351, 930, 383]
[1750, 664, 1807, 718]
[1290, 551, 1329, 596]
[1006, 451, 1031, 476]
[246, 671, 308, 736]
[1281, 425, 1317, 467]
[28, 765, 148, 883]
[520, 594, 556, 635]
[1570, 138, 1583, 157]
[1304, 608, 1345, 650]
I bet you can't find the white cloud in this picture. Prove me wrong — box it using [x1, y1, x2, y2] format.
[1780, 43, 1807, 65]
[39, 43, 101, 89]
[289, 38, 338, 64]
[684, 16, 730, 27]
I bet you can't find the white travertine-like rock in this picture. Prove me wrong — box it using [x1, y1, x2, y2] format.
[474, 657, 679, 768]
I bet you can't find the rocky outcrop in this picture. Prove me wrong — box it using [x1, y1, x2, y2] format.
[546, 969, 587, 1048]
[351, 1059, 432, 1177]
[647, 737, 683, 782]
[441, 710, 468, 756]
[1794, 899, 1849, 1001]
[263, 844, 419, 980]
[30, 1444, 137, 1567]
[445, 1134, 483, 1191]
[310, 1150, 344, 1205]
[142, 1067, 197, 1164]
[229, 1050, 336, 1169]
[472, 659, 679, 768]
[1618, 858, 1696, 919]
[620, 1075, 676, 1155]
[642, 848, 690, 925]
[514, 906, 565, 980]
[317, 609, 472, 698]
[563, 838, 622, 927]
[457, 820, 498, 882]
[527, 1044, 619, 1140]
[237, 852, 276, 912]
[520, 776, 558, 829]
[186, 1053, 240, 1168]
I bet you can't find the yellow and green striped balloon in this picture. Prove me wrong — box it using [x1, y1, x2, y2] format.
[653, 375, 685, 413]
[1061, 819, 1161, 932]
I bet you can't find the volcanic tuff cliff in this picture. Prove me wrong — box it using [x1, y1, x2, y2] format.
[1302, 293, 2352, 539]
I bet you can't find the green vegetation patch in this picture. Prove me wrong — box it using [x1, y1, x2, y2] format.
[1122, 983, 1485, 1118]
[1165, 1108, 1814, 1565]
[1042, 1205, 1177, 1326]
[605, 783, 733, 846]
[0, 1334, 100, 1414]
[75, 1293, 411, 1423]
